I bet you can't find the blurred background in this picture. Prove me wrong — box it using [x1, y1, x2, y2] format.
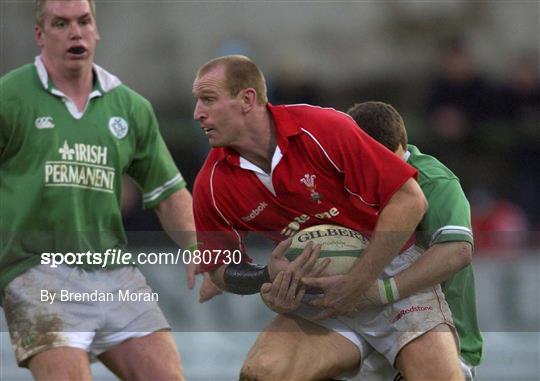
[1, 1, 539, 380]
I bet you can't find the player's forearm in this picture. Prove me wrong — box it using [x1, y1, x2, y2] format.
[349, 178, 427, 284]
[155, 188, 197, 248]
[394, 241, 472, 299]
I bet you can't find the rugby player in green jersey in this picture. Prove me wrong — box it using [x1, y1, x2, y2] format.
[0, 1, 195, 379]
[347, 101, 483, 380]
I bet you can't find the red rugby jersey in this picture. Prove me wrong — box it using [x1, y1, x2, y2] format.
[193, 104, 417, 272]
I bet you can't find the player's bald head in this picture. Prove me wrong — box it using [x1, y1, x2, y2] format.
[196, 55, 268, 105]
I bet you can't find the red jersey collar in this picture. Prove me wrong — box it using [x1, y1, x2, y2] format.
[268, 103, 302, 139]
[214, 103, 302, 165]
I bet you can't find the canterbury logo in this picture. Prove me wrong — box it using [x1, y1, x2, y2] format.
[35, 117, 55, 129]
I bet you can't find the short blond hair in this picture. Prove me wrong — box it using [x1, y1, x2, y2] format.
[197, 55, 268, 105]
[35, 0, 96, 28]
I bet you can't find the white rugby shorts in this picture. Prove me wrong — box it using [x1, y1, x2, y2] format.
[2, 264, 169, 366]
[293, 245, 457, 379]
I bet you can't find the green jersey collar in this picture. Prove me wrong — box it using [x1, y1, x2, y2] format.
[34, 56, 122, 119]
[404, 149, 411, 162]
[405, 144, 422, 162]
[34, 55, 122, 95]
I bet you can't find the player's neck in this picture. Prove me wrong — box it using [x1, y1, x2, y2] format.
[235, 110, 276, 174]
[43, 58, 94, 112]
[395, 146, 406, 160]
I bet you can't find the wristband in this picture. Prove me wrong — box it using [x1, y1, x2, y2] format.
[378, 277, 400, 304]
[223, 263, 271, 295]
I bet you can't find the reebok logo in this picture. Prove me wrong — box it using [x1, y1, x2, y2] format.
[35, 116, 55, 129]
[242, 202, 268, 222]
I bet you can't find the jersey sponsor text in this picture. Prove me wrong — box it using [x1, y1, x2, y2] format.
[45, 140, 115, 193]
[45, 162, 115, 193]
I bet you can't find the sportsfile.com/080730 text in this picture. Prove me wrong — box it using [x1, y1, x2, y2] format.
[40, 249, 243, 268]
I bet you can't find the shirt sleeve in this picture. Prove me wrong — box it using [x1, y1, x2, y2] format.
[193, 168, 250, 273]
[418, 178, 473, 247]
[126, 100, 186, 209]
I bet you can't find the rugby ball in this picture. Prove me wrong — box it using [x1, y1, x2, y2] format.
[285, 224, 369, 275]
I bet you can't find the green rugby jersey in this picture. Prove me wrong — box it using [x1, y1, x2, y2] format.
[0, 57, 185, 291]
[407, 144, 483, 366]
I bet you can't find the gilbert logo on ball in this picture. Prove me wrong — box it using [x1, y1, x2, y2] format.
[285, 224, 369, 275]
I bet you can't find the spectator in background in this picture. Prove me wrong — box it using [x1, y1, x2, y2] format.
[497, 53, 540, 229]
[469, 188, 529, 255]
[269, 60, 322, 106]
[424, 39, 500, 194]
[498, 53, 540, 127]
[425, 39, 497, 150]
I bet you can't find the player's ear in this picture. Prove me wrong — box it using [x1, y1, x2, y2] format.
[94, 18, 101, 42]
[35, 25, 45, 48]
[240, 88, 257, 113]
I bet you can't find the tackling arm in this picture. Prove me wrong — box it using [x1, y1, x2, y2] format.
[393, 241, 472, 299]
[376, 176, 474, 304]
[357, 175, 475, 307]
